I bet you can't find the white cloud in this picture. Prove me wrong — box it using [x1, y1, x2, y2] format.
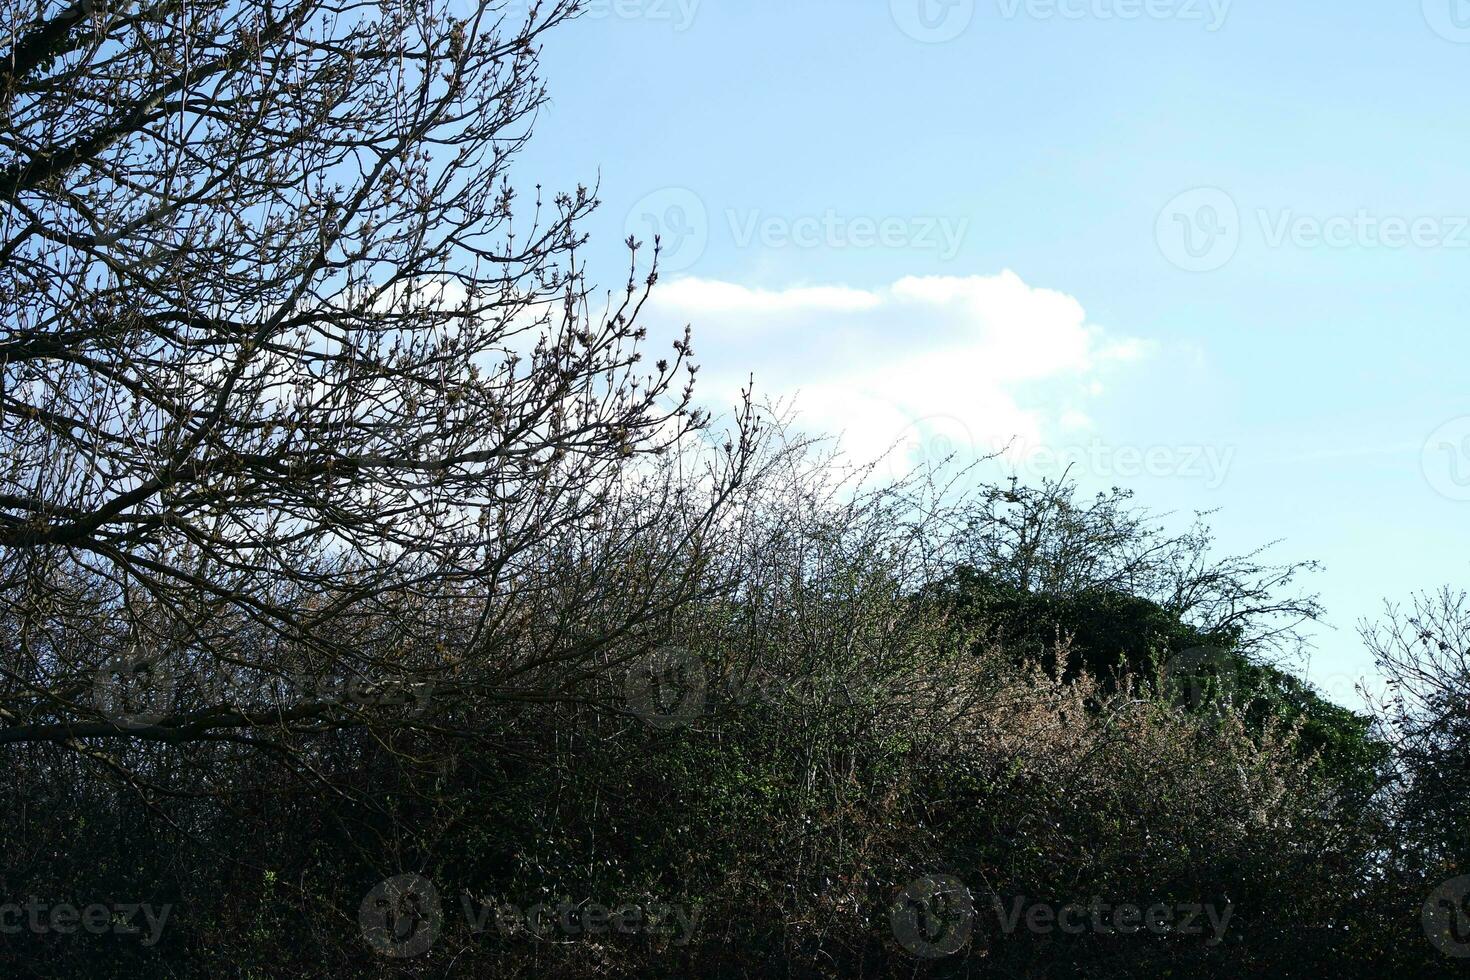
[655, 279, 881, 317]
[645, 270, 1152, 474]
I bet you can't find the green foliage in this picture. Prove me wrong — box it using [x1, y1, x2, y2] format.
[933, 565, 1391, 812]
[932, 565, 1225, 677]
[0, 457, 1441, 978]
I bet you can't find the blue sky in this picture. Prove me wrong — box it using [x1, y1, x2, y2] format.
[513, 0, 1470, 701]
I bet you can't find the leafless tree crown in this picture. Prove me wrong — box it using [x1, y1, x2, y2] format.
[0, 0, 753, 748]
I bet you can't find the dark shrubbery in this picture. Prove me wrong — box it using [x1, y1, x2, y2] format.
[0, 0, 1464, 974]
[2, 451, 1462, 977]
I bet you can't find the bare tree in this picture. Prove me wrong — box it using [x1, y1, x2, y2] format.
[949, 476, 1323, 656]
[0, 0, 756, 755]
[1362, 588, 1470, 869]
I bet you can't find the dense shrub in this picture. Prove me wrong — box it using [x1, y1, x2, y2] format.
[1, 446, 1458, 978]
